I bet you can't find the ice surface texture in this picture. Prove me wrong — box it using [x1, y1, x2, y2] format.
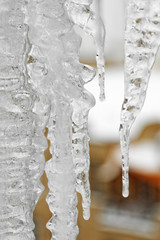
[120, 0, 160, 197]
[0, 0, 48, 239]
[0, 0, 105, 239]
[66, 0, 106, 101]
[42, 0, 97, 239]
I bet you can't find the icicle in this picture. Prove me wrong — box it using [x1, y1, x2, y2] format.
[28, 1, 80, 239]
[26, 0, 98, 238]
[46, 97, 79, 240]
[65, 0, 106, 101]
[120, 0, 160, 198]
[0, 0, 48, 239]
[72, 88, 95, 220]
[64, 4, 97, 222]
[62, 56, 96, 220]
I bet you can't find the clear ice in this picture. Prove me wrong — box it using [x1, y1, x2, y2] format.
[0, 0, 105, 240]
[0, 0, 48, 239]
[43, 0, 99, 238]
[66, 0, 106, 101]
[120, 0, 160, 198]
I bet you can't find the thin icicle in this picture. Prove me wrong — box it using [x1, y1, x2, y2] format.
[65, 0, 106, 100]
[120, 0, 160, 197]
[72, 88, 95, 220]
[94, 0, 106, 101]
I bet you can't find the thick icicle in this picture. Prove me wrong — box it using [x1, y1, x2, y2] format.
[65, 0, 106, 100]
[46, 97, 79, 240]
[29, 1, 80, 239]
[120, 0, 160, 197]
[0, 0, 48, 239]
[27, 0, 98, 238]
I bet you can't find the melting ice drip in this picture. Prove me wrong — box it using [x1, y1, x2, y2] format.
[0, 0, 48, 239]
[120, 0, 160, 198]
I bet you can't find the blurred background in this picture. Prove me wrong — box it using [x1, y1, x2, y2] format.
[34, 0, 160, 239]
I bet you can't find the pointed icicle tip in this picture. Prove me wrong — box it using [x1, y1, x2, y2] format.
[122, 180, 129, 198]
[83, 207, 90, 221]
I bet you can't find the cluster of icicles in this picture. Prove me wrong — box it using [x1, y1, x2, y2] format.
[0, 0, 105, 239]
[0, 0, 158, 239]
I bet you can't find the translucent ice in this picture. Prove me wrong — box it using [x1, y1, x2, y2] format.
[0, 0, 48, 239]
[0, 0, 105, 239]
[66, 0, 106, 100]
[120, 0, 160, 197]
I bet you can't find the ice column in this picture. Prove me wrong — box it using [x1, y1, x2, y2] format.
[120, 0, 160, 197]
[0, 0, 48, 239]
